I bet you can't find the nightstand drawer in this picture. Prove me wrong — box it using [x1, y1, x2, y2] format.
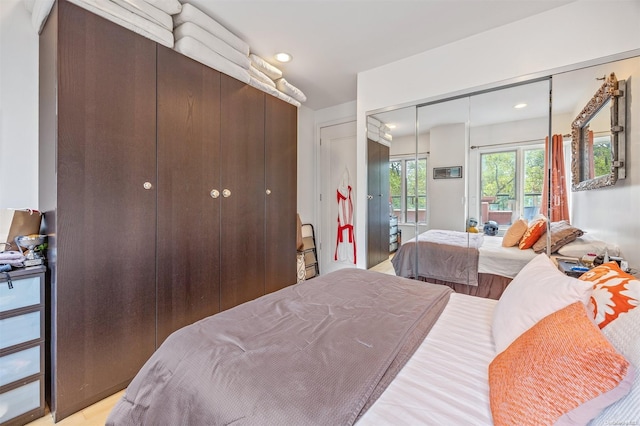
[0, 311, 41, 350]
[0, 345, 41, 387]
[0, 276, 41, 312]
[0, 378, 42, 424]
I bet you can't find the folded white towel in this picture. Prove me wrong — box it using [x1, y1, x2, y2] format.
[249, 65, 276, 88]
[173, 4, 249, 56]
[31, 0, 55, 34]
[249, 54, 282, 81]
[248, 77, 301, 108]
[173, 36, 250, 85]
[275, 78, 307, 103]
[111, 0, 173, 31]
[145, 0, 181, 15]
[174, 22, 250, 70]
[66, 0, 174, 47]
[367, 116, 382, 127]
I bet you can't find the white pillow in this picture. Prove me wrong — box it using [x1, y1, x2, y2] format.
[556, 233, 620, 258]
[590, 308, 640, 424]
[492, 253, 593, 353]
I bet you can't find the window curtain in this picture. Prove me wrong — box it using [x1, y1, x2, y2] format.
[588, 130, 595, 178]
[540, 134, 570, 222]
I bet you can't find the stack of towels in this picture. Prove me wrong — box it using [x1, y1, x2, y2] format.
[172, 3, 306, 107]
[367, 116, 393, 145]
[24, 0, 181, 48]
[23, 0, 307, 107]
[172, 3, 251, 85]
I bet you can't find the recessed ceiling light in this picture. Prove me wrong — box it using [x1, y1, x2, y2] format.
[275, 52, 292, 63]
[387, 124, 397, 129]
[514, 103, 527, 109]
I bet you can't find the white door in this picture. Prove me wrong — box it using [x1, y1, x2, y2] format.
[319, 121, 357, 275]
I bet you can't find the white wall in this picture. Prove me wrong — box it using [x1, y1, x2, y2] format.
[297, 105, 315, 223]
[568, 56, 640, 266]
[0, 0, 39, 209]
[302, 101, 356, 239]
[356, 0, 640, 269]
[428, 124, 466, 231]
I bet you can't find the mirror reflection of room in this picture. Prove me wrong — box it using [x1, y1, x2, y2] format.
[367, 54, 640, 300]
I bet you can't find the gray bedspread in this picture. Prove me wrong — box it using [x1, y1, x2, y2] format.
[392, 229, 484, 286]
[106, 268, 452, 426]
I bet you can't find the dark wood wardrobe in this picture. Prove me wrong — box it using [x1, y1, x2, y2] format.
[367, 139, 391, 268]
[39, 0, 297, 421]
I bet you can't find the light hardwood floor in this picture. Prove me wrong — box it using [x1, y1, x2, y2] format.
[368, 255, 396, 275]
[26, 391, 124, 426]
[26, 256, 396, 426]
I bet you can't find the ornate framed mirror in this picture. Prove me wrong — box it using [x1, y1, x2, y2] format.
[571, 72, 626, 191]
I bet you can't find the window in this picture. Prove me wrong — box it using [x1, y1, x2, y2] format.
[480, 145, 544, 228]
[390, 156, 427, 223]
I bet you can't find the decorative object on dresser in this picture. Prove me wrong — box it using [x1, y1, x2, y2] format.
[0, 266, 46, 426]
[38, 0, 297, 421]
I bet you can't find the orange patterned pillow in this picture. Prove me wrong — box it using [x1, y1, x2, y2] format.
[518, 218, 547, 250]
[489, 302, 632, 426]
[580, 262, 640, 328]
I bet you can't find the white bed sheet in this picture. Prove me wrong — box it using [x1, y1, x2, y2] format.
[359, 293, 496, 425]
[479, 235, 537, 278]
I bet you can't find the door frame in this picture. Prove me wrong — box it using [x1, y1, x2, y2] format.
[316, 118, 357, 275]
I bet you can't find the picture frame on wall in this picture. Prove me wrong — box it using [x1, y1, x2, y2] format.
[433, 166, 463, 179]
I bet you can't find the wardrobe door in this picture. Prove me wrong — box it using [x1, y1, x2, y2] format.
[379, 143, 390, 260]
[367, 139, 383, 268]
[156, 47, 221, 345]
[219, 76, 266, 310]
[52, 0, 157, 420]
[367, 140, 391, 268]
[265, 96, 297, 294]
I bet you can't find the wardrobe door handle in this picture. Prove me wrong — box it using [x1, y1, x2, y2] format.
[143, 182, 153, 190]
[266, 189, 272, 195]
[223, 189, 231, 198]
[210, 189, 220, 199]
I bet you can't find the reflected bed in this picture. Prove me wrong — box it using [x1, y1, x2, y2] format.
[392, 231, 537, 299]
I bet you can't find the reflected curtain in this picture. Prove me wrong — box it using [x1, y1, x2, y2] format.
[588, 130, 595, 178]
[540, 134, 569, 222]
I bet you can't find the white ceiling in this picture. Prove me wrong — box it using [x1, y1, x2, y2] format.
[186, 0, 575, 111]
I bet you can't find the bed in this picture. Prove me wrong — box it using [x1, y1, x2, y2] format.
[391, 230, 537, 299]
[106, 261, 638, 425]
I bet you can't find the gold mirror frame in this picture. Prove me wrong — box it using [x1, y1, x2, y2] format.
[571, 72, 626, 191]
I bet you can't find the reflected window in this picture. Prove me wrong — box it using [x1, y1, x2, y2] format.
[480, 145, 544, 227]
[592, 134, 612, 177]
[390, 156, 427, 223]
